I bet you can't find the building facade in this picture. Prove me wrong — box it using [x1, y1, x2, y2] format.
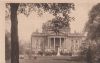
[31, 21, 85, 56]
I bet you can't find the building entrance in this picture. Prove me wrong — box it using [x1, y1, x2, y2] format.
[55, 38, 60, 52]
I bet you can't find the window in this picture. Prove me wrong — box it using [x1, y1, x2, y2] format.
[76, 40, 78, 43]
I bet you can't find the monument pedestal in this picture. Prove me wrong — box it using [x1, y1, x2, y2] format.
[57, 47, 60, 56]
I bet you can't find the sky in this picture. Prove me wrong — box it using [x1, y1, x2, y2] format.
[6, 3, 98, 42]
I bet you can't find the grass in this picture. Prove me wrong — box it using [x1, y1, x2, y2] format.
[6, 56, 100, 63]
[19, 56, 87, 63]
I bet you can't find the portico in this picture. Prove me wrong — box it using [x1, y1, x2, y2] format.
[47, 36, 66, 51]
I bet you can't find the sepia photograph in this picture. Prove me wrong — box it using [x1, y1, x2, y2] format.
[5, 1, 100, 63]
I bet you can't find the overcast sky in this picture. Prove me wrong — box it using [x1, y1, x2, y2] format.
[6, 3, 98, 42]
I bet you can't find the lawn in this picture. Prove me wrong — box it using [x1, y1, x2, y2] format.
[19, 56, 87, 63]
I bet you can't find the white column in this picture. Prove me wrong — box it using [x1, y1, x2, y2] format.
[54, 37, 55, 49]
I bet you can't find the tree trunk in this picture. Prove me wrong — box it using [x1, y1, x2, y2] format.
[10, 3, 19, 63]
[86, 46, 92, 63]
[86, 45, 96, 63]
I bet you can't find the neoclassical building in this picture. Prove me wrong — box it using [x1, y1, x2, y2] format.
[31, 21, 85, 56]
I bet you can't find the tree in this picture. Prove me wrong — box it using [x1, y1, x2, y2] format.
[33, 3, 74, 34]
[84, 3, 100, 63]
[48, 16, 70, 35]
[85, 3, 100, 40]
[10, 3, 19, 63]
[6, 3, 74, 63]
[19, 44, 24, 55]
[5, 31, 11, 60]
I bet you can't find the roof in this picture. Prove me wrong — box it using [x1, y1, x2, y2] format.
[68, 33, 85, 37]
[31, 32, 85, 37]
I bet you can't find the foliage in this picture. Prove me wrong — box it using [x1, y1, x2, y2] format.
[33, 3, 74, 34]
[44, 51, 57, 56]
[51, 16, 70, 34]
[5, 31, 11, 60]
[84, 3, 100, 63]
[6, 3, 74, 35]
[37, 51, 43, 56]
[60, 51, 72, 56]
[19, 44, 24, 55]
[18, 3, 74, 16]
[85, 3, 100, 40]
[6, 3, 74, 19]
